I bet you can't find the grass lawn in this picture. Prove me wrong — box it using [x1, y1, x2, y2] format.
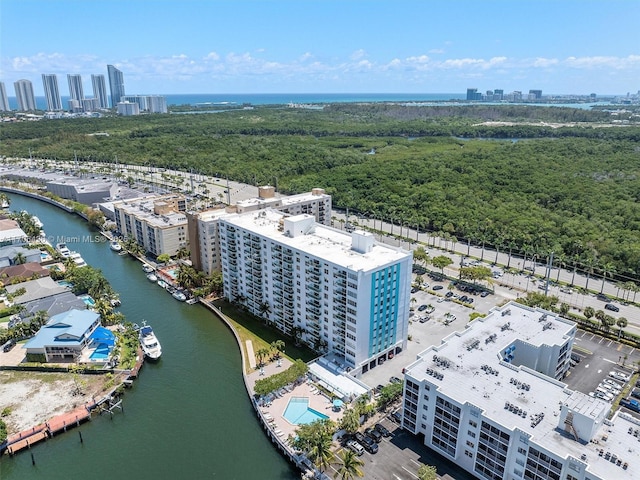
[212, 299, 318, 373]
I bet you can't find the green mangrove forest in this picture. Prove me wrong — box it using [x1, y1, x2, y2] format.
[1, 103, 640, 282]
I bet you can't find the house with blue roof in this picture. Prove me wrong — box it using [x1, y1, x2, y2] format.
[24, 309, 101, 362]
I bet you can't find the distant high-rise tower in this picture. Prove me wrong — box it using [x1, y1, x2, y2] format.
[107, 65, 125, 107]
[529, 89, 542, 100]
[91, 74, 109, 109]
[42, 74, 62, 110]
[466, 88, 481, 101]
[67, 74, 85, 102]
[14, 79, 36, 111]
[0, 82, 10, 111]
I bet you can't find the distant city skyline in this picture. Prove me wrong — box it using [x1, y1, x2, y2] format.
[1, 1, 639, 95]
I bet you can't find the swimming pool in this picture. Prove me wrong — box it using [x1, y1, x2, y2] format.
[79, 294, 95, 307]
[283, 397, 329, 425]
[90, 343, 111, 361]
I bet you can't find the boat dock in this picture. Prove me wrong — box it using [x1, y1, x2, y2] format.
[5, 403, 92, 455]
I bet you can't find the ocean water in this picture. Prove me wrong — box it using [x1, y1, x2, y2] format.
[9, 93, 466, 111]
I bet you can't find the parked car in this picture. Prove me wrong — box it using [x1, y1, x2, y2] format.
[346, 440, 364, 456]
[390, 410, 403, 423]
[604, 303, 619, 312]
[432, 285, 444, 291]
[480, 291, 490, 297]
[365, 427, 383, 443]
[355, 432, 378, 453]
[389, 376, 402, 384]
[610, 371, 630, 382]
[445, 291, 454, 298]
[374, 423, 391, 437]
[419, 316, 429, 323]
[418, 304, 428, 311]
[411, 287, 419, 293]
[596, 293, 610, 301]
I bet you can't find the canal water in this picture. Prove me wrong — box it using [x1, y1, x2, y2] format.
[2, 194, 298, 479]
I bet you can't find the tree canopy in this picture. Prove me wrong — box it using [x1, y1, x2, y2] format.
[3, 104, 640, 278]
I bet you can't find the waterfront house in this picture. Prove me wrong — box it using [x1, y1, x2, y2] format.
[23, 309, 101, 362]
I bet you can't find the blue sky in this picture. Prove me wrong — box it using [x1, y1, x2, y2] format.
[1, 0, 639, 96]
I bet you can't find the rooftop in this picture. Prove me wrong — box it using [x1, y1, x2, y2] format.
[222, 209, 411, 272]
[5, 276, 69, 304]
[24, 309, 100, 350]
[114, 196, 187, 228]
[405, 301, 639, 479]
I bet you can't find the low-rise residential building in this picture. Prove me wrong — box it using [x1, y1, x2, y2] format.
[113, 194, 188, 256]
[0, 245, 42, 267]
[219, 209, 412, 376]
[5, 276, 68, 304]
[0, 219, 28, 247]
[401, 302, 637, 480]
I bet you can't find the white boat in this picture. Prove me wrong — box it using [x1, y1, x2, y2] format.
[157, 279, 169, 289]
[69, 251, 87, 267]
[142, 264, 154, 273]
[172, 290, 187, 302]
[1, 199, 9, 209]
[56, 242, 71, 258]
[32, 216, 43, 228]
[146, 273, 158, 282]
[139, 324, 162, 360]
[110, 241, 122, 252]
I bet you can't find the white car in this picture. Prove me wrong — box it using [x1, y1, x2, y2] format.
[610, 371, 630, 382]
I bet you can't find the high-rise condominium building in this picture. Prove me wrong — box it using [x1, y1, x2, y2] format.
[42, 74, 62, 111]
[400, 302, 639, 480]
[67, 74, 84, 102]
[14, 79, 36, 111]
[91, 74, 109, 109]
[107, 65, 125, 107]
[0, 82, 10, 111]
[218, 209, 412, 375]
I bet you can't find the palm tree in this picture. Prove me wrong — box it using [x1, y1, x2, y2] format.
[599, 262, 616, 294]
[335, 449, 364, 479]
[583, 306, 595, 322]
[583, 256, 598, 292]
[505, 240, 517, 269]
[255, 347, 270, 368]
[309, 436, 334, 474]
[12, 252, 26, 265]
[339, 408, 360, 434]
[555, 253, 567, 283]
[616, 317, 628, 339]
[270, 339, 285, 359]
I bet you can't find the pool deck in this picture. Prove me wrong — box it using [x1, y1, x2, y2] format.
[258, 381, 343, 441]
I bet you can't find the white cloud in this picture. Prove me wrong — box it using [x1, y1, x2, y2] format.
[350, 49, 367, 61]
[2, 51, 638, 93]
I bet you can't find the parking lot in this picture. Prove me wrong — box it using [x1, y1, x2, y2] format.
[328, 416, 474, 480]
[565, 329, 639, 402]
[355, 269, 640, 479]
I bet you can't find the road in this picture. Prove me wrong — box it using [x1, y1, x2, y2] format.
[4, 156, 640, 335]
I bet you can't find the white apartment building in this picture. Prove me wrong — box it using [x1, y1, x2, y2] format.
[113, 195, 187, 256]
[218, 209, 413, 375]
[236, 186, 332, 225]
[402, 302, 638, 480]
[188, 187, 332, 275]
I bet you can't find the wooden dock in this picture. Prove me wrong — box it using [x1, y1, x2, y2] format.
[5, 402, 94, 455]
[6, 431, 48, 455]
[128, 348, 145, 379]
[47, 405, 91, 435]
